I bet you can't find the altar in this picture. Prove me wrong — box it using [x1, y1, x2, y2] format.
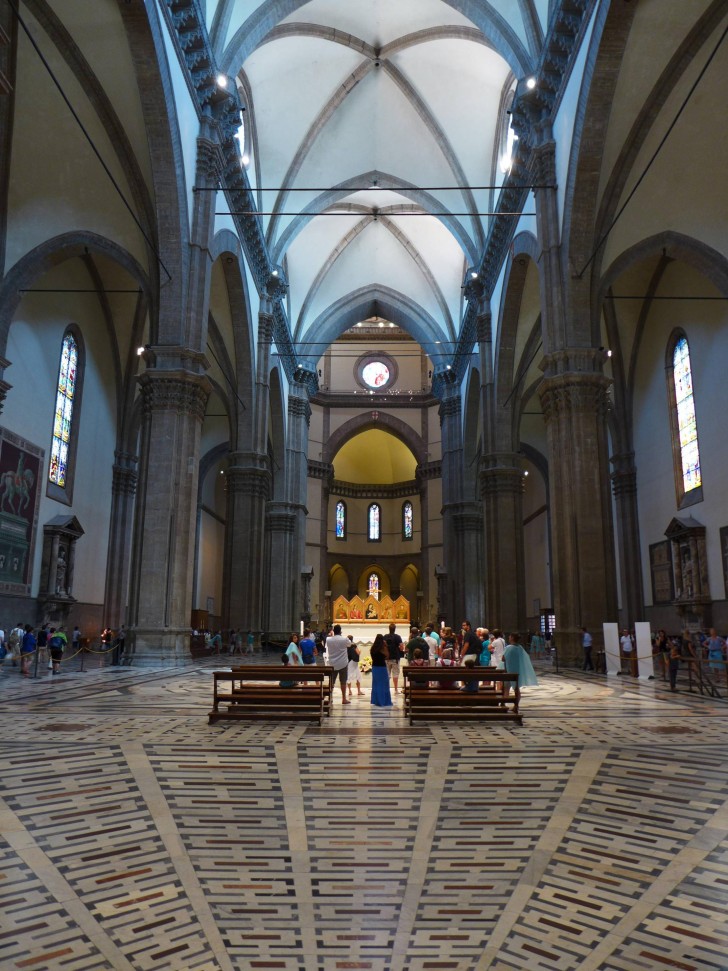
[333, 593, 409, 628]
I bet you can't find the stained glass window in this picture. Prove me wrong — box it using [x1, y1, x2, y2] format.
[362, 361, 390, 389]
[335, 500, 346, 540]
[403, 501, 413, 540]
[368, 503, 381, 541]
[49, 333, 79, 488]
[672, 336, 701, 494]
[368, 573, 379, 599]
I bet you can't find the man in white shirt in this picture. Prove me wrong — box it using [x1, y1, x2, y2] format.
[423, 628, 439, 663]
[325, 624, 351, 705]
[620, 629, 635, 676]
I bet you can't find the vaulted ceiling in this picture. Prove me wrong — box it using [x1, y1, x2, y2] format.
[208, 0, 551, 362]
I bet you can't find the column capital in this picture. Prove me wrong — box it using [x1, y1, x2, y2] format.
[196, 136, 222, 187]
[438, 393, 461, 421]
[258, 311, 274, 344]
[112, 452, 139, 496]
[610, 451, 638, 498]
[480, 461, 525, 499]
[288, 394, 311, 423]
[138, 369, 211, 422]
[538, 370, 611, 424]
[529, 139, 557, 190]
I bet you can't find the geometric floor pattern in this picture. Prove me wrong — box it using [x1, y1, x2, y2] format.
[2, 657, 728, 970]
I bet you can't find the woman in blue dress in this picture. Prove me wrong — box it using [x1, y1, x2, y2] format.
[370, 633, 393, 707]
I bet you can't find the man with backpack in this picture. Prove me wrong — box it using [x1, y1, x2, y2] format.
[8, 622, 24, 668]
[48, 627, 66, 675]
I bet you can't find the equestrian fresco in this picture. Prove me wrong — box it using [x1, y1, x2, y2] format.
[0, 428, 44, 593]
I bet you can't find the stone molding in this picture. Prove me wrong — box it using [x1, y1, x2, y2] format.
[265, 504, 297, 533]
[539, 372, 611, 422]
[416, 460, 442, 481]
[610, 452, 638, 498]
[438, 395, 461, 420]
[480, 465, 525, 498]
[139, 370, 210, 422]
[330, 479, 420, 500]
[196, 137, 222, 185]
[452, 509, 484, 533]
[288, 396, 312, 422]
[225, 465, 271, 499]
[257, 312, 274, 345]
[112, 452, 139, 497]
[307, 459, 334, 481]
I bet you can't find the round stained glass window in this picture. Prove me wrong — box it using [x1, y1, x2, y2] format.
[361, 361, 390, 389]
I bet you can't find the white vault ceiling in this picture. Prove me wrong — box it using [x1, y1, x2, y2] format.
[209, 0, 549, 364]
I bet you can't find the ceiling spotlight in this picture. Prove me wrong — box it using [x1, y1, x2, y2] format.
[470, 271, 478, 279]
[241, 154, 250, 166]
[271, 269, 279, 277]
[526, 77, 537, 90]
[524, 470, 529, 476]
[446, 365, 452, 370]
[216, 73, 228, 89]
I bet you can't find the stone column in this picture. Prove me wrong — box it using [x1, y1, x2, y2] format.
[453, 503, 484, 624]
[264, 380, 311, 637]
[438, 384, 464, 623]
[481, 457, 526, 633]
[222, 451, 271, 631]
[128, 368, 210, 664]
[104, 451, 138, 629]
[610, 451, 644, 628]
[264, 502, 296, 639]
[539, 354, 617, 665]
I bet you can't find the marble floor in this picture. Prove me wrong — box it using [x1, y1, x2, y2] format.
[1, 657, 727, 971]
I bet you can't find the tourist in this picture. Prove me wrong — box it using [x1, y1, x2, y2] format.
[489, 629, 506, 669]
[581, 626, 594, 671]
[48, 627, 66, 675]
[503, 632, 539, 698]
[705, 627, 726, 672]
[279, 653, 296, 688]
[20, 624, 36, 676]
[405, 626, 428, 663]
[436, 646, 458, 688]
[324, 624, 351, 704]
[383, 623, 403, 694]
[370, 633, 392, 707]
[410, 647, 427, 668]
[620, 629, 635, 675]
[461, 655, 479, 692]
[300, 628, 317, 666]
[423, 627, 439, 663]
[668, 640, 681, 691]
[460, 620, 481, 663]
[478, 630, 492, 667]
[286, 633, 302, 665]
[346, 636, 364, 697]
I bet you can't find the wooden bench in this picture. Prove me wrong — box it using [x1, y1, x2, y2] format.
[403, 666, 523, 725]
[209, 665, 335, 725]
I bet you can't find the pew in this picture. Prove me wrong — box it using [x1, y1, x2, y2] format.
[209, 665, 335, 725]
[403, 666, 523, 725]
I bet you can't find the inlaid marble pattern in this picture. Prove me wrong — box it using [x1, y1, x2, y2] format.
[1, 658, 727, 970]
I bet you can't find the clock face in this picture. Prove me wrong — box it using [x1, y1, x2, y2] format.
[361, 361, 390, 389]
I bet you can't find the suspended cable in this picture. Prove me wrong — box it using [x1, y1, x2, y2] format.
[216, 210, 535, 217]
[196, 184, 554, 192]
[605, 294, 728, 300]
[19, 288, 143, 294]
[6, 0, 172, 282]
[576, 19, 728, 279]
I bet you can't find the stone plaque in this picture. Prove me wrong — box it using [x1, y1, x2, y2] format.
[649, 540, 674, 604]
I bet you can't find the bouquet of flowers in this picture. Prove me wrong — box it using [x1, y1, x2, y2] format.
[358, 654, 372, 675]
